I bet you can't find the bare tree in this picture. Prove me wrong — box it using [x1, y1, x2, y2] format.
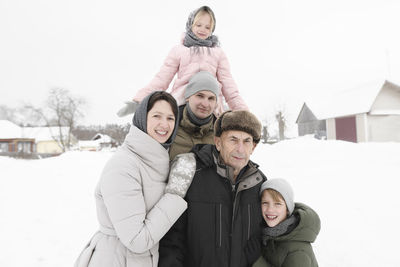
[261, 114, 274, 144]
[261, 125, 269, 144]
[19, 104, 47, 126]
[0, 105, 17, 123]
[275, 111, 286, 141]
[47, 88, 86, 150]
[24, 88, 86, 151]
[72, 123, 130, 146]
[274, 103, 289, 141]
[104, 123, 130, 145]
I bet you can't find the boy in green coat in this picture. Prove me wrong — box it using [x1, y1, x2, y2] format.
[251, 179, 321, 267]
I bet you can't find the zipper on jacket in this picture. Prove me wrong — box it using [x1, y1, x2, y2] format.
[219, 203, 222, 247]
[231, 185, 237, 231]
[215, 203, 222, 248]
[247, 204, 251, 240]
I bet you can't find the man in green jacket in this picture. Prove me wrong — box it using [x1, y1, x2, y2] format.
[169, 70, 220, 161]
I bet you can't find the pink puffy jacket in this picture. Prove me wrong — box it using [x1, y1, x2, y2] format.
[133, 44, 248, 116]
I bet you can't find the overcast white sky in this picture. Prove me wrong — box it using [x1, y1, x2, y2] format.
[1, 0, 400, 125]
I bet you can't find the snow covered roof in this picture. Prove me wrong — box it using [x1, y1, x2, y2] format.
[78, 140, 99, 147]
[369, 109, 400, 115]
[91, 133, 115, 143]
[303, 80, 389, 120]
[0, 120, 22, 139]
[0, 121, 72, 142]
[21, 126, 70, 141]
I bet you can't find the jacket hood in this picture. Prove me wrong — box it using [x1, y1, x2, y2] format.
[274, 202, 321, 243]
[123, 125, 170, 176]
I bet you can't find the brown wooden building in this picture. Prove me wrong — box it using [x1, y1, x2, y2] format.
[0, 120, 35, 153]
[0, 138, 35, 153]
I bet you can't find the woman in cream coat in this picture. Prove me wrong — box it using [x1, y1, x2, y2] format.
[75, 91, 194, 267]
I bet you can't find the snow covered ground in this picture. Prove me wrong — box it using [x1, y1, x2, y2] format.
[1, 136, 399, 267]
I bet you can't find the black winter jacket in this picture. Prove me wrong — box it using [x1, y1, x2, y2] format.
[159, 144, 267, 267]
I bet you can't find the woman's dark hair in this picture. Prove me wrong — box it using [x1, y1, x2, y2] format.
[147, 91, 178, 120]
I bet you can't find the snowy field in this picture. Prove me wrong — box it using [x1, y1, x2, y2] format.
[1, 136, 399, 267]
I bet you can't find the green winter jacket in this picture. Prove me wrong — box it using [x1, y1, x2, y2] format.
[169, 105, 215, 161]
[252, 203, 320, 267]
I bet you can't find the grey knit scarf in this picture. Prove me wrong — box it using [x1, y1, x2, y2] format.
[183, 8, 219, 50]
[262, 214, 299, 245]
[186, 104, 212, 126]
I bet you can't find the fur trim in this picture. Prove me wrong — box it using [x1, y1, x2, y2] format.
[214, 110, 262, 143]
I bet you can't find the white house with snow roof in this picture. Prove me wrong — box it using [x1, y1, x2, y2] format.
[296, 80, 400, 142]
[78, 133, 116, 151]
[0, 120, 35, 153]
[1, 120, 77, 155]
[21, 126, 76, 154]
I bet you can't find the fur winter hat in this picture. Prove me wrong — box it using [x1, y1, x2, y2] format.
[260, 178, 295, 215]
[214, 110, 262, 143]
[184, 71, 220, 100]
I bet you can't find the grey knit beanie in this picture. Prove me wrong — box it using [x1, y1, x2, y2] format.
[184, 71, 220, 100]
[260, 178, 295, 216]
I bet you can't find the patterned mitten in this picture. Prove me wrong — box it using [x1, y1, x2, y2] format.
[165, 153, 196, 198]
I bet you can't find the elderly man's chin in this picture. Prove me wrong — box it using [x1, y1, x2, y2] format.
[228, 157, 247, 170]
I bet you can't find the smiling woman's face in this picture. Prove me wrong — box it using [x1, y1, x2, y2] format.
[146, 100, 175, 143]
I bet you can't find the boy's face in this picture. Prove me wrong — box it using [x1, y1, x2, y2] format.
[261, 190, 288, 227]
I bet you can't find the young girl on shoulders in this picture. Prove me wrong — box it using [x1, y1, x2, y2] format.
[118, 6, 248, 117]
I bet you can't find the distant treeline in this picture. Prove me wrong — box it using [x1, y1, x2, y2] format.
[72, 123, 130, 145]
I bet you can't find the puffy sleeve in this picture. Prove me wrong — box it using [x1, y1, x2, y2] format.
[99, 151, 187, 253]
[216, 49, 249, 111]
[133, 46, 181, 102]
[282, 251, 312, 267]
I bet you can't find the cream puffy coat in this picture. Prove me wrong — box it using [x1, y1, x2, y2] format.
[133, 43, 248, 116]
[74, 126, 187, 267]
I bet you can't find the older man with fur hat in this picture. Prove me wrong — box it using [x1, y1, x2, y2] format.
[159, 110, 267, 267]
[169, 70, 220, 160]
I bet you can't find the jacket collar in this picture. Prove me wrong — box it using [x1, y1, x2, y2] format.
[212, 148, 263, 190]
[180, 105, 215, 137]
[191, 144, 264, 191]
[124, 126, 170, 175]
